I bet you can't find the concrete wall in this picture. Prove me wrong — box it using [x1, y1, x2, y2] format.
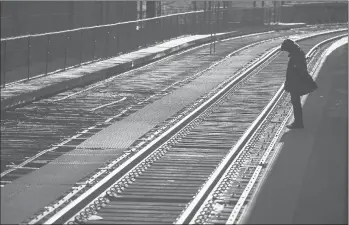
[0, 1, 137, 38]
[280, 2, 348, 24]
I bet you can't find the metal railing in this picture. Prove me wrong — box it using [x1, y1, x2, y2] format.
[0, 9, 230, 87]
[1, 3, 346, 88]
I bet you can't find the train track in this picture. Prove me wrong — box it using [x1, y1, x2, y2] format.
[2, 25, 343, 187]
[22, 31, 347, 224]
[177, 35, 346, 225]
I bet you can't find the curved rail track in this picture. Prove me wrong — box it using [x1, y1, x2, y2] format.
[20, 30, 347, 224]
[1, 25, 345, 187]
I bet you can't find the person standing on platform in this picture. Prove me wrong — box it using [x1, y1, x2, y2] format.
[281, 39, 318, 129]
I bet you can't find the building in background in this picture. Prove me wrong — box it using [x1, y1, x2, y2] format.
[136, 1, 195, 19]
[2, 1, 347, 38]
[1, 1, 137, 38]
[136, 0, 267, 18]
[0, 0, 275, 38]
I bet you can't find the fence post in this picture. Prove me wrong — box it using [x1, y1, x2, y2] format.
[184, 14, 187, 34]
[204, 1, 207, 33]
[64, 34, 69, 71]
[213, 3, 216, 53]
[209, 2, 213, 54]
[45, 35, 51, 76]
[105, 28, 110, 58]
[79, 30, 84, 66]
[134, 21, 138, 49]
[2, 41, 7, 87]
[199, 12, 202, 34]
[192, 13, 196, 35]
[92, 33, 96, 62]
[216, 7, 219, 33]
[116, 33, 120, 55]
[177, 14, 180, 36]
[27, 37, 31, 80]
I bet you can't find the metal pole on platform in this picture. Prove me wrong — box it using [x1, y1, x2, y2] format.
[177, 14, 180, 37]
[214, 1, 218, 53]
[64, 34, 69, 71]
[2, 41, 7, 87]
[79, 31, 83, 66]
[27, 37, 31, 80]
[45, 35, 50, 76]
[209, 1, 212, 55]
[212, 2, 215, 54]
[92, 38, 96, 62]
[278, 2, 281, 23]
[217, 1, 220, 33]
[106, 28, 111, 57]
[204, 1, 208, 33]
[139, 1, 143, 20]
[273, 1, 276, 24]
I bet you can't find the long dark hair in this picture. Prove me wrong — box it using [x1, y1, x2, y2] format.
[281, 39, 301, 53]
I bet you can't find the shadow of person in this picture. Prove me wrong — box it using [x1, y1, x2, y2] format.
[279, 128, 315, 147]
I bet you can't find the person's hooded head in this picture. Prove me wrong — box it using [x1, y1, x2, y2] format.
[281, 39, 301, 54]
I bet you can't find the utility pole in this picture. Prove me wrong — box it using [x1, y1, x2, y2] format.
[140, 1, 143, 20]
[204, 1, 207, 33]
[146, 1, 156, 18]
[213, 1, 215, 53]
[262, 1, 268, 25]
[69, 2, 75, 29]
[279, 2, 282, 23]
[157, 1, 161, 17]
[273, 1, 277, 23]
[209, 1, 213, 54]
[209, 1, 217, 55]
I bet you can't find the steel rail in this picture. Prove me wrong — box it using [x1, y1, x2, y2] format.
[26, 29, 347, 225]
[23, 31, 283, 225]
[176, 33, 347, 225]
[38, 36, 283, 225]
[4, 27, 332, 194]
[225, 34, 348, 225]
[233, 35, 348, 225]
[1, 30, 279, 179]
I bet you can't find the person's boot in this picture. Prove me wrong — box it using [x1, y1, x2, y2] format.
[286, 106, 304, 129]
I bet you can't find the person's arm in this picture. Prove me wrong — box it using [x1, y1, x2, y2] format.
[284, 58, 293, 92]
[292, 54, 309, 76]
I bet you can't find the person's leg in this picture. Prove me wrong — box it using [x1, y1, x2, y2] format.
[288, 92, 304, 128]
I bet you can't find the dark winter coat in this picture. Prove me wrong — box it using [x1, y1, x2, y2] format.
[284, 45, 318, 96]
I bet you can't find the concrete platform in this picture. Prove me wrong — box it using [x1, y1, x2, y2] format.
[1, 24, 308, 111]
[243, 38, 348, 224]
